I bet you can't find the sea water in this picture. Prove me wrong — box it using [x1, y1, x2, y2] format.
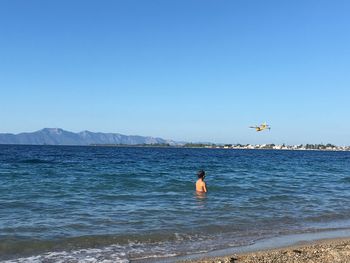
[0, 145, 350, 262]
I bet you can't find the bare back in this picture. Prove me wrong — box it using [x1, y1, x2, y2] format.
[196, 179, 207, 192]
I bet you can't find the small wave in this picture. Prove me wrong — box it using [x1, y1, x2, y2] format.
[340, 177, 350, 183]
[0, 232, 234, 263]
[2, 246, 129, 263]
[1, 239, 186, 263]
[19, 159, 55, 164]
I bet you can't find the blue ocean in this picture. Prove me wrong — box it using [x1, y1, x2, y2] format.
[1, 145, 350, 262]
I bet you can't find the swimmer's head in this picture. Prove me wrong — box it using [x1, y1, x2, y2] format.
[197, 170, 205, 179]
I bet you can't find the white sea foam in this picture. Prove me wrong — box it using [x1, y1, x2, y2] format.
[2, 246, 129, 263]
[2, 240, 185, 263]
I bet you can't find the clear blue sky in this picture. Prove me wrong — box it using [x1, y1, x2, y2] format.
[1, 0, 349, 145]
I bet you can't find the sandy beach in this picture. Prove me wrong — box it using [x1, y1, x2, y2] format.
[180, 238, 350, 263]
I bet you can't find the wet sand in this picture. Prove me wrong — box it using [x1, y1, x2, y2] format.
[180, 238, 350, 263]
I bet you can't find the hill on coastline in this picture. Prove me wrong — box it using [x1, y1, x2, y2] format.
[0, 128, 183, 146]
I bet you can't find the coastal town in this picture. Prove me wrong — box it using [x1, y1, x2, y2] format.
[184, 143, 350, 151]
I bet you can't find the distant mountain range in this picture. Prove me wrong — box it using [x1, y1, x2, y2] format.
[0, 128, 184, 146]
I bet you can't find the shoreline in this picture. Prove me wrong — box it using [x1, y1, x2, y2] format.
[1, 144, 350, 152]
[180, 237, 350, 263]
[137, 228, 350, 263]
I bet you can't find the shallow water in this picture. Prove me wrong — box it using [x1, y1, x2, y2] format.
[0, 145, 350, 262]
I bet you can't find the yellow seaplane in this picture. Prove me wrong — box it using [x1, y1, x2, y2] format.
[250, 122, 271, 132]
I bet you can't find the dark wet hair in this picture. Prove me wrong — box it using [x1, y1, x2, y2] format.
[197, 170, 205, 178]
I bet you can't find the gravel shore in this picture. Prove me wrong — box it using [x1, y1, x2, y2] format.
[180, 238, 350, 263]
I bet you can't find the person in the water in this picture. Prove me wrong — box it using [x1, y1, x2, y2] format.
[196, 170, 207, 193]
